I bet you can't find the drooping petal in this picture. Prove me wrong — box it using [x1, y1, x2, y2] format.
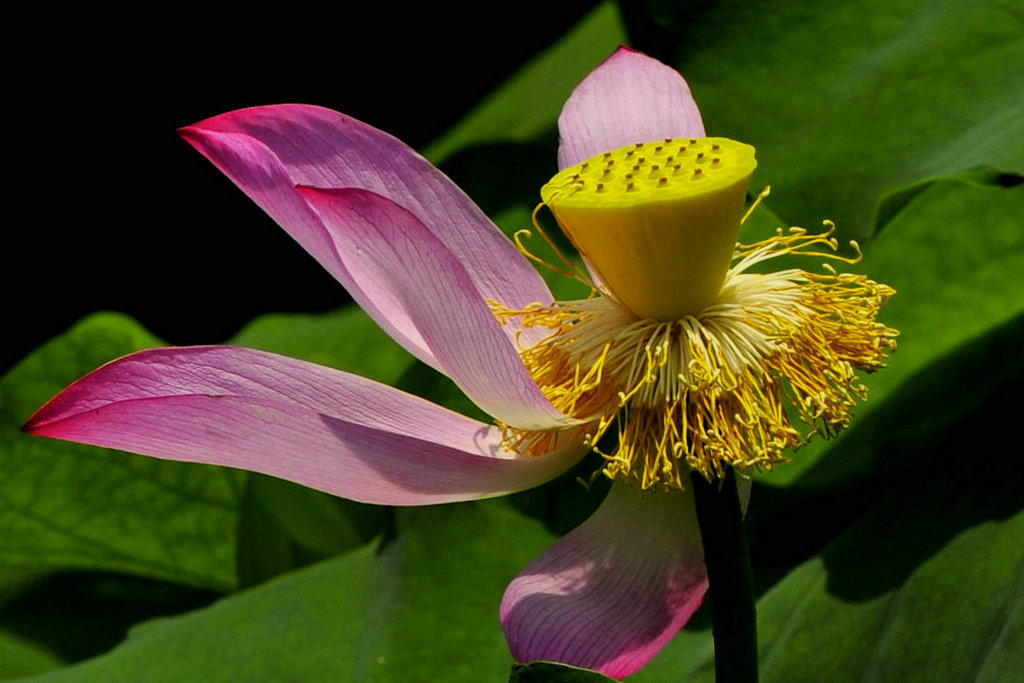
[180, 104, 552, 317]
[176, 127, 438, 369]
[23, 347, 589, 506]
[297, 187, 573, 431]
[500, 483, 707, 679]
[557, 47, 706, 170]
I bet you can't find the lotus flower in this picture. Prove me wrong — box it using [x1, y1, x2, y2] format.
[25, 48, 895, 678]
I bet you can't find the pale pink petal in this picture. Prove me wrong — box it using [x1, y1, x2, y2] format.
[501, 483, 706, 679]
[24, 347, 588, 506]
[297, 187, 571, 430]
[177, 126, 438, 369]
[557, 47, 706, 170]
[180, 104, 552, 315]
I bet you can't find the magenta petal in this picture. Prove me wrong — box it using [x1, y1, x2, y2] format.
[180, 104, 552, 316]
[557, 47, 706, 170]
[24, 347, 588, 506]
[501, 484, 706, 678]
[297, 187, 572, 430]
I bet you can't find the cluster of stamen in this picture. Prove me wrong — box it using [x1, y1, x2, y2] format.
[492, 225, 897, 490]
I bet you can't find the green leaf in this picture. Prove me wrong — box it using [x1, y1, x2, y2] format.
[247, 475, 384, 560]
[509, 661, 617, 682]
[20, 500, 557, 682]
[646, 505, 1023, 683]
[764, 173, 1024, 487]
[638, 362, 1024, 682]
[754, 512, 1023, 681]
[741, 173, 1024, 599]
[869, 167, 1019, 237]
[360, 503, 554, 680]
[0, 629, 61, 679]
[235, 474, 386, 587]
[760, 405, 1024, 683]
[667, 0, 1024, 238]
[1, 572, 220, 674]
[424, 2, 627, 165]
[0, 313, 242, 593]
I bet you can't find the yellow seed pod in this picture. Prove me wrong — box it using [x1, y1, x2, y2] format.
[541, 137, 757, 320]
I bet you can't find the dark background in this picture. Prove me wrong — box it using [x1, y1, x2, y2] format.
[8, 3, 602, 375]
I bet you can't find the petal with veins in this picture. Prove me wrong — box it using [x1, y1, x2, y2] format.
[298, 187, 574, 431]
[501, 483, 707, 679]
[177, 127, 439, 369]
[24, 347, 588, 506]
[180, 104, 552, 318]
[557, 47, 706, 170]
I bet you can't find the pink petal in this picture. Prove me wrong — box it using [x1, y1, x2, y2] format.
[24, 347, 588, 506]
[297, 187, 573, 431]
[180, 105, 552, 320]
[501, 483, 707, 678]
[557, 47, 706, 170]
[178, 125, 437, 369]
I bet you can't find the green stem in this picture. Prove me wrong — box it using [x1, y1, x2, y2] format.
[691, 467, 758, 683]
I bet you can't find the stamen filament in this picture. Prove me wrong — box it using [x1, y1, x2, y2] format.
[740, 186, 771, 225]
[494, 223, 897, 490]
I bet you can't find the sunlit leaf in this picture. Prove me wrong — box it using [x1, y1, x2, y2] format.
[668, 0, 1024, 237]
[19, 501, 556, 683]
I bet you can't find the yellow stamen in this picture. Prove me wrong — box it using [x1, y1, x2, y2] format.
[741, 186, 772, 225]
[494, 224, 897, 491]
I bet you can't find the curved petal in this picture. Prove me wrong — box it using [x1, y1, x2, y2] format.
[177, 126, 438, 369]
[180, 104, 552, 316]
[557, 47, 706, 170]
[23, 347, 589, 506]
[500, 483, 706, 679]
[297, 187, 571, 430]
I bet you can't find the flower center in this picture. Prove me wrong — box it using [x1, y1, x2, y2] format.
[542, 137, 757, 320]
[495, 224, 897, 491]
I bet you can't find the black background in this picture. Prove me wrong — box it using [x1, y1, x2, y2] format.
[8, 3, 600, 374]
